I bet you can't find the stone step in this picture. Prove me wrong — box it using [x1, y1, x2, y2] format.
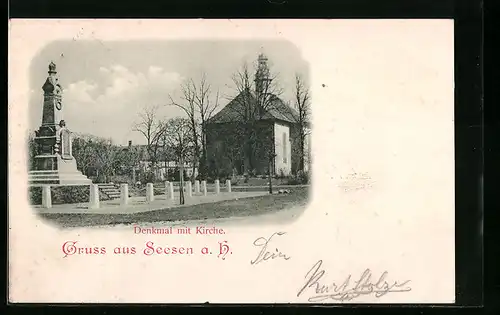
[97, 183, 121, 199]
[28, 175, 60, 179]
[103, 195, 120, 200]
[101, 189, 120, 193]
[100, 190, 118, 193]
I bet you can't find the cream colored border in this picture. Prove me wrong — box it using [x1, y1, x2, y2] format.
[9, 19, 455, 303]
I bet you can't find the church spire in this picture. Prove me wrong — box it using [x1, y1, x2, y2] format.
[254, 53, 272, 95]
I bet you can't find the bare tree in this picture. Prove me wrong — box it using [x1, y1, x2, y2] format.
[168, 82, 199, 181]
[133, 105, 165, 182]
[228, 56, 284, 176]
[71, 134, 119, 182]
[293, 73, 311, 173]
[193, 73, 220, 180]
[92, 137, 119, 183]
[169, 73, 220, 181]
[163, 118, 194, 205]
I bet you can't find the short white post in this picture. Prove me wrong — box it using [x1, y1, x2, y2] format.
[164, 181, 169, 196]
[186, 181, 193, 197]
[89, 184, 100, 209]
[41, 185, 52, 208]
[146, 183, 154, 202]
[215, 179, 220, 194]
[195, 180, 200, 194]
[226, 179, 232, 193]
[202, 180, 207, 196]
[120, 183, 129, 206]
[168, 182, 174, 200]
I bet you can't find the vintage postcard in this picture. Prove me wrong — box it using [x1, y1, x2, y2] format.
[8, 19, 455, 303]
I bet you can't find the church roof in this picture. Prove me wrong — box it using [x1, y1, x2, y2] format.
[208, 90, 299, 124]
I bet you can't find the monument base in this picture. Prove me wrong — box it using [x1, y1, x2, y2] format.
[28, 154, 92, 186]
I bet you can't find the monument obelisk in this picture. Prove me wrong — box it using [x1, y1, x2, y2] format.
[28, 62, 92, 185]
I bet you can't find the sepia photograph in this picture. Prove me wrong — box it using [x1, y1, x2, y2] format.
[27, 40, 311, 228]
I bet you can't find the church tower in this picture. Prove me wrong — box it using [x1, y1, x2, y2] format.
[254, 53, 272, 96]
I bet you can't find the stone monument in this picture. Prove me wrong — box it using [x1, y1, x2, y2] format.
[28, 62, 92, 185]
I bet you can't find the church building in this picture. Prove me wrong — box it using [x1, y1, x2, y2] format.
[205, 54, 309, 178]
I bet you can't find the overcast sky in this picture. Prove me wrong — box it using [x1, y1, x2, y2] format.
[29, 40, 309, 145]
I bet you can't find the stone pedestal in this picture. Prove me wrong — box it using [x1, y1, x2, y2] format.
[29, 154, 92, 185]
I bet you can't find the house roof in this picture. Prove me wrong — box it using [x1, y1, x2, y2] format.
[208, 90, 299, 124]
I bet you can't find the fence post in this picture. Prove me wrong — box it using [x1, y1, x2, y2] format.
[226, 179, 232, 193]
[164, 181, 169, 196]
[215, 179, 220, 194]
[89, 184, 100, 209]
[195, 180, 200, 194]
[41, 185, 52, 208]
[120, 184, 129, 206]
[146, 183, 154, 202]
[202, 180, 207, 196]
[168, 182, 174, 200]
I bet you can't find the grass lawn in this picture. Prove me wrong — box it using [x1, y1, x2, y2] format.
[39, 188, 310, 228]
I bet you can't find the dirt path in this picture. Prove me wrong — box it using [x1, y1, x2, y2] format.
[93, 203, 308, 230]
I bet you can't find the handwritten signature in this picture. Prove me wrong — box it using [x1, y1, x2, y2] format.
[250, 232, 291, 265]
[297, 260, 411, 302]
